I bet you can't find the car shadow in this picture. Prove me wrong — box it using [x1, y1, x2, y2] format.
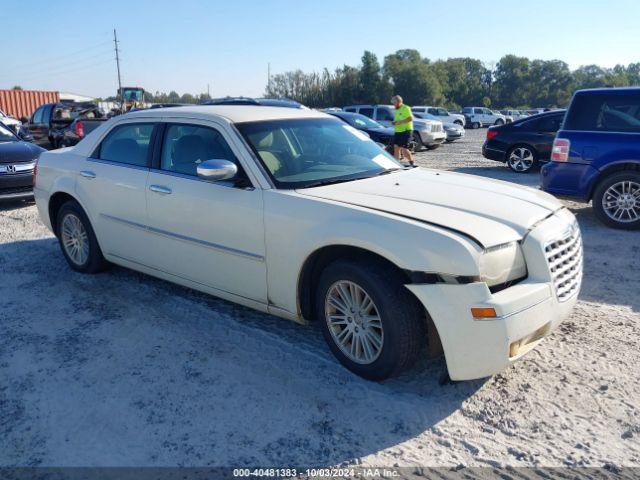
[0, 197, 35, 212]
[1, 237, 485, 467]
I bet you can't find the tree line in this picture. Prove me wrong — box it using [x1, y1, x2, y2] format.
[264, 50, 640, 110]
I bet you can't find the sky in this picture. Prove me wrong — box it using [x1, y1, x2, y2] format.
[1, 0, 639, 99]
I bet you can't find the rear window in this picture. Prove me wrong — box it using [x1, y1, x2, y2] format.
[565, 93, 640, 133]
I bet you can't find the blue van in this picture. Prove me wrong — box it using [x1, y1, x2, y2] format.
[541, 87, 640, 229]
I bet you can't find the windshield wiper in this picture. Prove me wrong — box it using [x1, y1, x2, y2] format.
[300, 169, 402, 189]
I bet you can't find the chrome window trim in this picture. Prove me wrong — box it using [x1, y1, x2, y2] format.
[100, 213, 265, 262]
[87, 158, 150, 172]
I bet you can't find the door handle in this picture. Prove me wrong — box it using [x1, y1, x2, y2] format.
[80, 170, 96, 179]
[149, 184, 172, 195]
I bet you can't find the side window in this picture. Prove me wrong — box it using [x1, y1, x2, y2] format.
[344, 107, 356, 112]
[32, 107, 44, 124]
[413, 107, 425, 113]
[537, 115, 563, 132]
[41, 105, 53, 124]
[427, 108, 438, 115]
[376, 108, 393, 121]
[462, 107, 472, 114]
[438, 108, 448, 116]
[474, 108, 484, 115]
[97, 123, 154, 167]
[564, 94, 640, 132]
[359, 107, 374, 118]
[160, 124, 238, 176]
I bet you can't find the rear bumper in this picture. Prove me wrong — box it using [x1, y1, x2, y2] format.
[541, 161, 598, 200]
[407, 209, 581, 380]
[445, 130, 465, 141]
[482, 142, 505, 162]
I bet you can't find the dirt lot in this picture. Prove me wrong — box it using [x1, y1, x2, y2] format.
[1, 129, 639, 468]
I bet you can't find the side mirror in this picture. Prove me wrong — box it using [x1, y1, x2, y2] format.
[196, 159, 238, 181]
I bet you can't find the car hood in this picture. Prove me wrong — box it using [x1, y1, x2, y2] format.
[298, 168, 563, 248]
[366, 126, 394, 136]
[1, 117, 21, 127]
[0, 141, 45, 164]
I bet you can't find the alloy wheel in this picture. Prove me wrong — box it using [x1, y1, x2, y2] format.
[508, 147, 534, 172]
[61, 213, 90, 266]
[602, 180, 640, 223]
[324, 280, 384, 364]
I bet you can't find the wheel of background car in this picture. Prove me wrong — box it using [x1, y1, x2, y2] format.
[410, 132, 423, 152]
[315, 259, 426, 381]
[592, 171, 640, 230]
[56, 200, 110, 273]
[495, 119, 504, 125]
[472, 122, 480, 129]
[427, 144, 440, 150]
[507, 145, 537, 173]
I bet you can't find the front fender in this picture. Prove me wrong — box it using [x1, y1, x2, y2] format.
[263, 190, 481, 315]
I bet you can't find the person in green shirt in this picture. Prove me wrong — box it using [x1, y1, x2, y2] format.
[391, 95, 414, 166]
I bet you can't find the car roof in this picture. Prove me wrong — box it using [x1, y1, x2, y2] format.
[575, 87, 640, 95]
[122, 105, 328, 123]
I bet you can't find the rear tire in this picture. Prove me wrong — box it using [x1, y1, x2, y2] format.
[315, 259, 426, 381]
[56, 200, 110, 273]
[495, 119, 505, 125]
[592, 171, 640, 230]
[472, 122, 480, 129]
[507, 145, 537, 173]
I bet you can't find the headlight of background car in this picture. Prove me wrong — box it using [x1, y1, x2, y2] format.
[478, 242, 527, 287]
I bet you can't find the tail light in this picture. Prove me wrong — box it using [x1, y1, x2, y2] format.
[551, 138, 570, 162]
[486, 129, 499, 140]
[32, 158, 38, 187]
[75, 121, 85, 138]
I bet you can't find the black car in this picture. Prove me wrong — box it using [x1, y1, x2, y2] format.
[325, 110, 395, 146]
[0, 122, 46, 200]
[482, 110, 566, 173]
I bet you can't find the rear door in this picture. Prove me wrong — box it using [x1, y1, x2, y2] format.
[532, 113, 564, 159]
[75, 120, 157, 263]
[144, 119, 267, 302]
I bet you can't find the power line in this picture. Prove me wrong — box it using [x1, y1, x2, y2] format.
[3, 39, 113, 73]
[0, 50, 113, 79]
[6, 59, 114, 83]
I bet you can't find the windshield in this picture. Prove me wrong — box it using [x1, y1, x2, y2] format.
[236, 118, 402, 189]
[122, 89, 143, 102]
[0, 123, 17, 142]
[345, 113, 383, 129]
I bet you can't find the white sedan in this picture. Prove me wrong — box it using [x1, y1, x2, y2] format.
[34, 106, 582, 381]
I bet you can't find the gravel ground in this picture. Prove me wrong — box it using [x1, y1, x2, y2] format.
[1, 129, 639, 468]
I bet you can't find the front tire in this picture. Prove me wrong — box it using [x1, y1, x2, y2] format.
[472, 122, 480, 129]
[592, 171, 640, 230]
[495, 119, 505, 125]
[410, 132, 423, 152]
[57, 201, 109, 273]
[315, 259, 426, 381]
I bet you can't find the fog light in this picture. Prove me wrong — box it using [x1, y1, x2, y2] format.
[471, 307, 497, 319]
[509, 340, 522, 358]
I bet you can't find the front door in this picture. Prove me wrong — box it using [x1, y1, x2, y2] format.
[144, 121, 267, 303]
[27, 106, 48, 147]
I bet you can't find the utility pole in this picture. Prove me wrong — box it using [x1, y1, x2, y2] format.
[267, 62, 271, 93]
[113, 29, 123, 109]
[207, 83, 210, 97]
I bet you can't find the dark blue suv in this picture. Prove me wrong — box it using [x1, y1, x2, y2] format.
[541, 87, 640, 229]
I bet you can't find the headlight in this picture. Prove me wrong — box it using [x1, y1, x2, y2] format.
[478, 242, 527, 287]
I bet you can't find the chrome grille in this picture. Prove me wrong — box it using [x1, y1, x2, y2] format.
[430, 124, 442, 133]
[544, 224, 583, 301]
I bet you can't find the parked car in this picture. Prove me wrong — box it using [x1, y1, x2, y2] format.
[24, 102, 107, 149]
[482, 110, 566, 173]
[0, 122, 45, 200]
[525, 108, 550, 116]
[204, 97, 307, 109]
[500, 109, 529, 122]
[461, 107, 506, 128]
[542, 87, 640, 229]
[412, 112, 465, 142]
[0, 108, 22, 135]
[324, 110, 394, 146]
[343, 104, 446, 150]
[496, 111, 514, 123]
[34, 105, 581, 381]
[411, 106, 465, 126]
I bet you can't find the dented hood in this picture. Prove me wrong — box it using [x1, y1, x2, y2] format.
[298, 168, 563, 248]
